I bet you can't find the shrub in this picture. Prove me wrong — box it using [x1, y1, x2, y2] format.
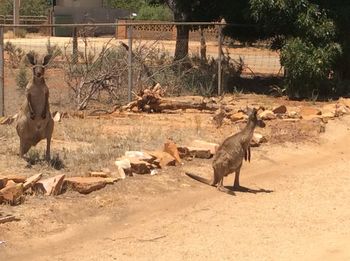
[16, 65, 29, 90]
[138, 4, 173, 21]
[281, 37, 341, 98]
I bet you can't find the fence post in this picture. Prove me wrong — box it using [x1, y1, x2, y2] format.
[217, 24, 222, 96]
[127, 25, 133, 103]
[0, 26, 4, 116]
[72, 26, 78, 64]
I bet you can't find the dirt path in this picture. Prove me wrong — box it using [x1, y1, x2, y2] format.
[2, 117, 350, 261]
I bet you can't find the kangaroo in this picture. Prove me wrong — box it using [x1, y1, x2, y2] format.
[186, 108, 265, 195]
[16, 53, 54, 162]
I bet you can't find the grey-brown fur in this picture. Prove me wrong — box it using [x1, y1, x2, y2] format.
[186, 108, 265, 195]
[16, 53, 54, 161]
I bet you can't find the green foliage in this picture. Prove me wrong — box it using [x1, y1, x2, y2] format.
[281, 38, 341, 98]
[0, 0, 49, 16]
[249, 0, 347, 98]
[0, 0, 12, 15]
[104, 0, 145, 11]
[16, 65, 29, 90]
[137, 4, 172, 20]
[4, 41, 25, 68]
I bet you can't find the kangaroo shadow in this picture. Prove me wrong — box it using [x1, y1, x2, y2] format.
[224, 185, 274, 194]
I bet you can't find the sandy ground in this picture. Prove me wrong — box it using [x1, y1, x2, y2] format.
[1, 114, 349, 261]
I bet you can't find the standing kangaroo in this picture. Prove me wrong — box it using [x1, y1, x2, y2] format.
[16, 53, 54, 162]
[186, 108, 265, 195]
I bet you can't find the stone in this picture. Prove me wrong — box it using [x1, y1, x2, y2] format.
[299, 107, 322, 118]
[3, 174, 26, 183]
[163, 139, 181, 164]
[251, 133, 267, 147]
[124, 151, 154, 163]
[339, 97, 350, 108]
[116, 166, 126, 179]
[0, 182, 24, 205]
[288, 111, 301, 119]
[272, 105, 287, 114]
[89, 172, 110, 178]
[190, 140, 219, 155]
[33, 174, 65, 196]
[115, 158, 132, 176]
[63, 177, 110, 194]
[187, 147, 212, 159]
[229, 111, 247, 122]
[0, 178, 8, 189]
[52, 111, 62, 122]
[336, 104, 350, 115]
[23, 173, 42, 191]
[127, 158, 152, 174]
[259, 110, 276, 120]
[147, 151, 176, 168]
[115, 158, 131, 170]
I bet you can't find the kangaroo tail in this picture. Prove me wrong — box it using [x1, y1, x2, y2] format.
[185, 172, 214, 186]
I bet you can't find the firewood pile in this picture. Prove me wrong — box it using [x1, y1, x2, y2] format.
[121, 83, 221, 113]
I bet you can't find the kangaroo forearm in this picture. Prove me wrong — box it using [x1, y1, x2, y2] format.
[42, 92, 49, 116]
[27, 93, 34, 114]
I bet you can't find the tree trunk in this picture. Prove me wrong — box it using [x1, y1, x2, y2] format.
[174, 25, 190, 61]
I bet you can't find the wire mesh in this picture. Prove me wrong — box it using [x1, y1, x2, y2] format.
[0, 22, 283, 116]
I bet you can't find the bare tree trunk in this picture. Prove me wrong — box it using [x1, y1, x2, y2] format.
[174, 25, 190, 61]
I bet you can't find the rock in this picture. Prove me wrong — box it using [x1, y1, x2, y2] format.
[127, 158, 153, 174]
[115, 158, 131, 169]
[229, 111, 247, 122]
[339, 97, 350, 108]
[321, 112, 335, 120]
[187, 147, 212, 159]
[89, 172, 110, 178]
[163, 139, 181, 164]
[147, 151, 176, 168]
[272, 105, 287, 114]
[23, 173, 42, 191]
[0, 182, 23, 205]
[299, 107, 322, 118]
[251, 133, 267, 147]
[64, 177, 110, 194]
[190, 140, 219, 155]
[3, 174, 26, 183]
[33, 174, 65, 196]
[124, 151, 154, 162]
[177, 147, 191, 159]
[288, 111, 301, 119]
[52, 111, 62, 122]
[259, 110, 276, 120]
[116, 166, 126, 179]
[0, 178, 8, 189]
[336, 104, 350, 115]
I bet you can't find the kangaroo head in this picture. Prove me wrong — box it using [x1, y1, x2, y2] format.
[27, 53, 52, 80]
[247, 107, 266, 128]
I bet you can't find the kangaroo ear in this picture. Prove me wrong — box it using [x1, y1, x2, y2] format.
[43, 54, 52, 66]
[26, 53, 36, 66]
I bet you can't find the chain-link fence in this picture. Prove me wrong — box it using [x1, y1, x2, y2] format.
[0, 22, 283, 116]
